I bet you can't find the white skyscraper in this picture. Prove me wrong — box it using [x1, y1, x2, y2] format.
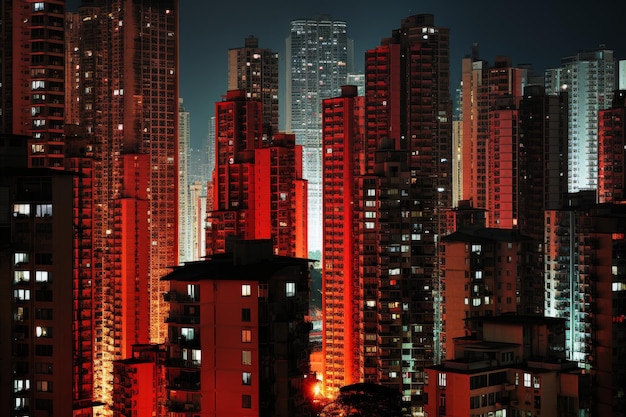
[545, 47, 616, 192]
[286, 16, 352, 254]
[178, 98, 193, 262]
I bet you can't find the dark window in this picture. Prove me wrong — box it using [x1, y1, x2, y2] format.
[242, 308, 251, 322]
[35, 344, 53, 356]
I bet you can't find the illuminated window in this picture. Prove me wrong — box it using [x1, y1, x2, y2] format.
[181, 327, 195, 341]
[242, 350, 251, 365]
[14, 289, 30, 301]
[14, 253, 29, 266]
[533, 376, 541, 389]
[35, 204, 52, 217]
[242, 372, 252, 385]
[14, 271, 30, 283]
[35, 271, 49, 283]
[32, 80, 45, 90]
[14, 379, 30, 393]
[36, 381, 51, 392]
[34, 2, 45, 11]
[13, 204, 30, 217]
[36, 326, 52, 338]
[241, 284, 251, 297]
[241, 329, 251, 343]
[285, 282, 296, 297]
[187, 284, 199, 301]
[438, 373, 447, 387]
[523, 373, 531, 387]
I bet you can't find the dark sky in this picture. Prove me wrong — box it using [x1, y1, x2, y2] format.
[70, 0, 626, 149]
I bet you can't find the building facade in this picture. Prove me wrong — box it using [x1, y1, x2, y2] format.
[208, 90, 307, 258]
[460, 53, 525, 221]
[162, 239, 312, 416]
[321, 86, 364, 392]
[0, 0, 66, 169]
[286, 16, 352, 254]
[598, 90, 626, 203]
[545, 47, 616, 192]
[228, 36, 279, 136]
[0, 167, 75, 416]
[68, 0, 179, 409]
[425, 316, 591, 417]
[321, 14, 452, 415]
[178, 98, 193, 263]
[544, 197, 626, 415]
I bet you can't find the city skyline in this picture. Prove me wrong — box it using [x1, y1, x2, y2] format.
[1, 1, 625, 415]
[175, 0, 625, 148]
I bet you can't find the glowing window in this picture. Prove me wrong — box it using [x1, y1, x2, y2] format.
[241, 284, 251, 297]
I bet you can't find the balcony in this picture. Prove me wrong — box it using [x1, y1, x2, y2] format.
[166, 315, 200, 325]
[167, 401, 200, 413]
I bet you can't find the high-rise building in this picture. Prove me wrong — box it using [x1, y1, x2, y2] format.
[517, 85, 569, 239]
[68, 0, 179, 409]
[0, 166, 75, 416]
[0, 0, 66, 168]
[321, 14, 451, 414]
[544, 197, 626, 415]
[208, 90, 307, 258]
[545, 47, 616, 192]
[598, 90, 626, 203]
[460, 53, 525, 218]
[162, 239, 312, 416]
[189, 181, 206, 261]
[228, 36, 279, 136]
[321, 86, 364, 392]
[179, 98, 193, 263]
[286, 16, 352, 254]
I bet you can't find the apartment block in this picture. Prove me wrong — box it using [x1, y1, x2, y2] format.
[162, 239, 312, 416]
[425, 316, 591, 417]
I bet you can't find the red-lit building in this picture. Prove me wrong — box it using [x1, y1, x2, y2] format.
[321, 85, 364, 393]
[598, 90, 626, 203]
[162, 239, 312, 416]
[64, 128, 98, 415]
[0, 0, 66, 169]
[112, 344, 167, 417]
[67, 0, 179, 409]
[488, 101, 518, 229]
[425, 316, 591, 417]
[320, 15, 452, 414]
[460, 54, 525, 221]
[208, 90, 307, 258]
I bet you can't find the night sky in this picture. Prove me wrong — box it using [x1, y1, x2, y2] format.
[70, 0, 626, 149]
